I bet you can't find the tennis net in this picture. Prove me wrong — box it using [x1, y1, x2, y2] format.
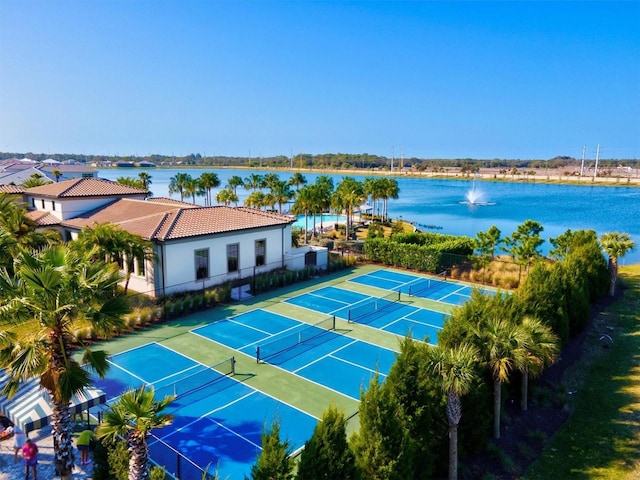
[153, 356, 236, 399]
[256, 315, 336, 363]
[407, 272, 448, 297]
[347, 290, 401, 323]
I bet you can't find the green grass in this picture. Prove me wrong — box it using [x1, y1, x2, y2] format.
[525, 265, 640, 479]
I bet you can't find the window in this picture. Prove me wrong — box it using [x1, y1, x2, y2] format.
[195, 249, 209, 280]
[41, 199, 45, 208]
[255, 239, 266, 266]
[52, 200, 56, 211]
[227, 243, 239, 273]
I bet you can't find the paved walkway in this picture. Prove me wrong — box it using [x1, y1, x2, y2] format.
[0, 425, 92, 480]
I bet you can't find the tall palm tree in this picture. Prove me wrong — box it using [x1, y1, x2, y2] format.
[0, 245, 130, 477]
[244, 173, 264, 192]
[314, 176, 334, 233]
[475, 317, 527, 439]
[227, 175, 244, 195]
[428, 342, 479, 480]
[380, 178, 399, 221]
[97, 386, 175, 480]
[137, 171, 152, 190]
[518, 316, 559, 411]
[244, 191, 266, 210]
[52, 169, 62, 182]
[291, 185, 315, 244]
[270, 180, 293, 214]
[75, 223, 154, 294]
[600, 232, 636, 296]
[216, 187, 238, 206]
[288, 172, 307, 191]
[168, 172, 192, 202]
[199, 172, 220, 206]
[334, 177, 365, 240]
[184, 176, 205, 204]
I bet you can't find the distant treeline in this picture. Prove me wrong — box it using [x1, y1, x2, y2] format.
[2, 152, 638, 170]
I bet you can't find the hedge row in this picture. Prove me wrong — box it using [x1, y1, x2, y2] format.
[364, 234, 474, 272]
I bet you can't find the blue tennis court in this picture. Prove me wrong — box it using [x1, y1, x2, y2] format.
[285, 286, 448, 344]
[192, 309, 398, 400]
[93, 342, 318, 480]
[349, 269, 493, 305]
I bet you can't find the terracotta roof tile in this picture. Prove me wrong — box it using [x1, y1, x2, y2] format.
[60, 200, 294, 241]
[26, 178, 148, 198]
[0, 185, 26, 194]
[26, 211, 61, 226]
[145, 197, 198, 207]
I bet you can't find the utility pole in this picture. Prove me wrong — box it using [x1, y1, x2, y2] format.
[593, 144, 600, 179]
[401, 149, 404, 170]
[290, 149, 293, 169]
[391, 146, 394, 172]
[580, 145, 586, 176]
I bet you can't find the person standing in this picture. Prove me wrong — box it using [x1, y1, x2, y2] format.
[76, 429, 95, 466]
[13, 426, 26, 461]
[21, 437, 38, 480]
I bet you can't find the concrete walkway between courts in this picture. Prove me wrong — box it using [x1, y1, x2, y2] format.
[0, 425, 92, 480]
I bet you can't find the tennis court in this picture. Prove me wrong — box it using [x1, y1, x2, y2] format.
[192, 309, 397, 400]
[349, 269, 492, 305]
[93, 342, 318, 480]
[284, 286, 448, 344]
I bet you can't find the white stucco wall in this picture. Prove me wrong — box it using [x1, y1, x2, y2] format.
[284, 245, 328, 271]
[27, 195, 146, 220]
[157, 224, 291, 296]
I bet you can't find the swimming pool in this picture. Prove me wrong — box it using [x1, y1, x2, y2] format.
[293, 214, 346, 230]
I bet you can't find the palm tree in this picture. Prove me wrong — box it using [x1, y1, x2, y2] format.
[380, 178, 399, 221]
[21, 173, 50, 188]
[227, 175, 244, 195]
[518, 316, 559, 411]
[117, 176, 144, 189]
[475, 317, 527, 439]
[138, 171, 152, 190]
[75, 223, 154, 294]
[52, 169, 62, 182]
[97, 386, 175, 480]
[291, 185, 315, 244]
[314, 176, 334, 233]
[288, 172, 307, 191]
[244, 173, 264, 192]
[168, 172, 192, 202]
[0, 245, 130, 477]
[244, 191, 266, 210]
[428, 343, 479, 480]
[184, 176, 205, 204]
[216, 187, 238, 206]
[334, 177, 365, 240]
[600, 232, 636, 296]
[199, 172, 220, 206]
[270, 180, 293, 214]
[0, 193, 60, 252]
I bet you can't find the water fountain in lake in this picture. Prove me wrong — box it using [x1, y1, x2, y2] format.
[460, 178, 494, 206]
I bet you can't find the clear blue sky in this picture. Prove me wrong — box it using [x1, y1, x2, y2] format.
[1, 1, 638, 160]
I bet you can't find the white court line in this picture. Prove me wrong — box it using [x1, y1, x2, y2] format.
[292, 338, 359, 373]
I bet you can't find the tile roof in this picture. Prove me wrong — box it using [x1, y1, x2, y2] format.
[61, 199, 294, 241]
[26, 210, 60, 226]
[25, 178, 148, 198]
[145, 197, 197, 207]
[0, 184, 26, 194]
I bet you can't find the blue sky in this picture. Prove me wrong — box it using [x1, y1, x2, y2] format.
[1, 1, 638, 160]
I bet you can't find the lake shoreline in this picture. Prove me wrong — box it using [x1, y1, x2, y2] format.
[102, 165, 640, 187]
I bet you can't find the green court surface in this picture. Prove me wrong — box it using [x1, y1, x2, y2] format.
[88, 265, 486, 478]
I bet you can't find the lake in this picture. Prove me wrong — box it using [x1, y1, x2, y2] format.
[99, 168, 640, 265]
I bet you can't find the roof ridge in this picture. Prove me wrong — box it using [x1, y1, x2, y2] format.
[159, 208, 186, 240]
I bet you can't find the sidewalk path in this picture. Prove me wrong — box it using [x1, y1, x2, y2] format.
[0, 425, 92, 480]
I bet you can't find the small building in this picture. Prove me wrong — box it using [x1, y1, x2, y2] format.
[23, 178, 327, 297]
